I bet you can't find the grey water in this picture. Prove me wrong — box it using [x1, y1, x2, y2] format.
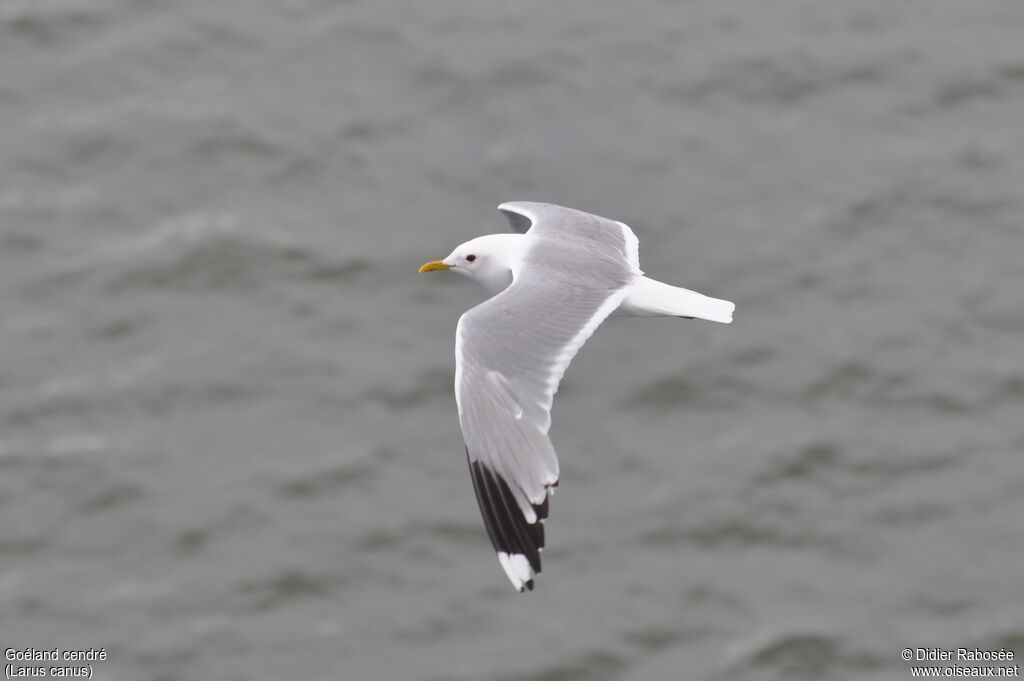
[2, 1, 1023, 680]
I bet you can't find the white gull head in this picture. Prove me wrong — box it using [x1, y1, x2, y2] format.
[421, 233, 527, 295]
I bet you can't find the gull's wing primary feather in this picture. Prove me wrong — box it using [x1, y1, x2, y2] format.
[456, 204, 639, 591]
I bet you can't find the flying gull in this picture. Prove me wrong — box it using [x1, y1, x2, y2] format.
[419, 202, 735, 591]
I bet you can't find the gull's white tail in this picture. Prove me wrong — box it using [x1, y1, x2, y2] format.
[617, 276, 735, 323]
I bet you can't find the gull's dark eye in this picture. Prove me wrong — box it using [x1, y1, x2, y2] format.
[466, 254, 477, 262]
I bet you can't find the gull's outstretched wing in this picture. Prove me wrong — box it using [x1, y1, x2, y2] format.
[498, 201, 641, 273]
[455, 204, 640, 591]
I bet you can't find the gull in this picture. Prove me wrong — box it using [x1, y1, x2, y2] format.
[419, 202, 734, 591]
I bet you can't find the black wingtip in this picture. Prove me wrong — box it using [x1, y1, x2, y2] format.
[466, 448, 557, 590]
[535, 494, 549, 521]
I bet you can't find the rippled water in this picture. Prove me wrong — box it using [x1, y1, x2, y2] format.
[2, 1, 1023, 680]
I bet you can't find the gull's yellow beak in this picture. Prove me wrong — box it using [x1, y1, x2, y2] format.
[418, 260, 453, 273]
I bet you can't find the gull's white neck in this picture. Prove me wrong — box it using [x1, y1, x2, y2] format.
[461, 233, 529, 295]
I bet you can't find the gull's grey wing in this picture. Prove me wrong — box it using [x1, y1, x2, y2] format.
[455, 225, 636, 591]
[497, 201, 642, 273]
